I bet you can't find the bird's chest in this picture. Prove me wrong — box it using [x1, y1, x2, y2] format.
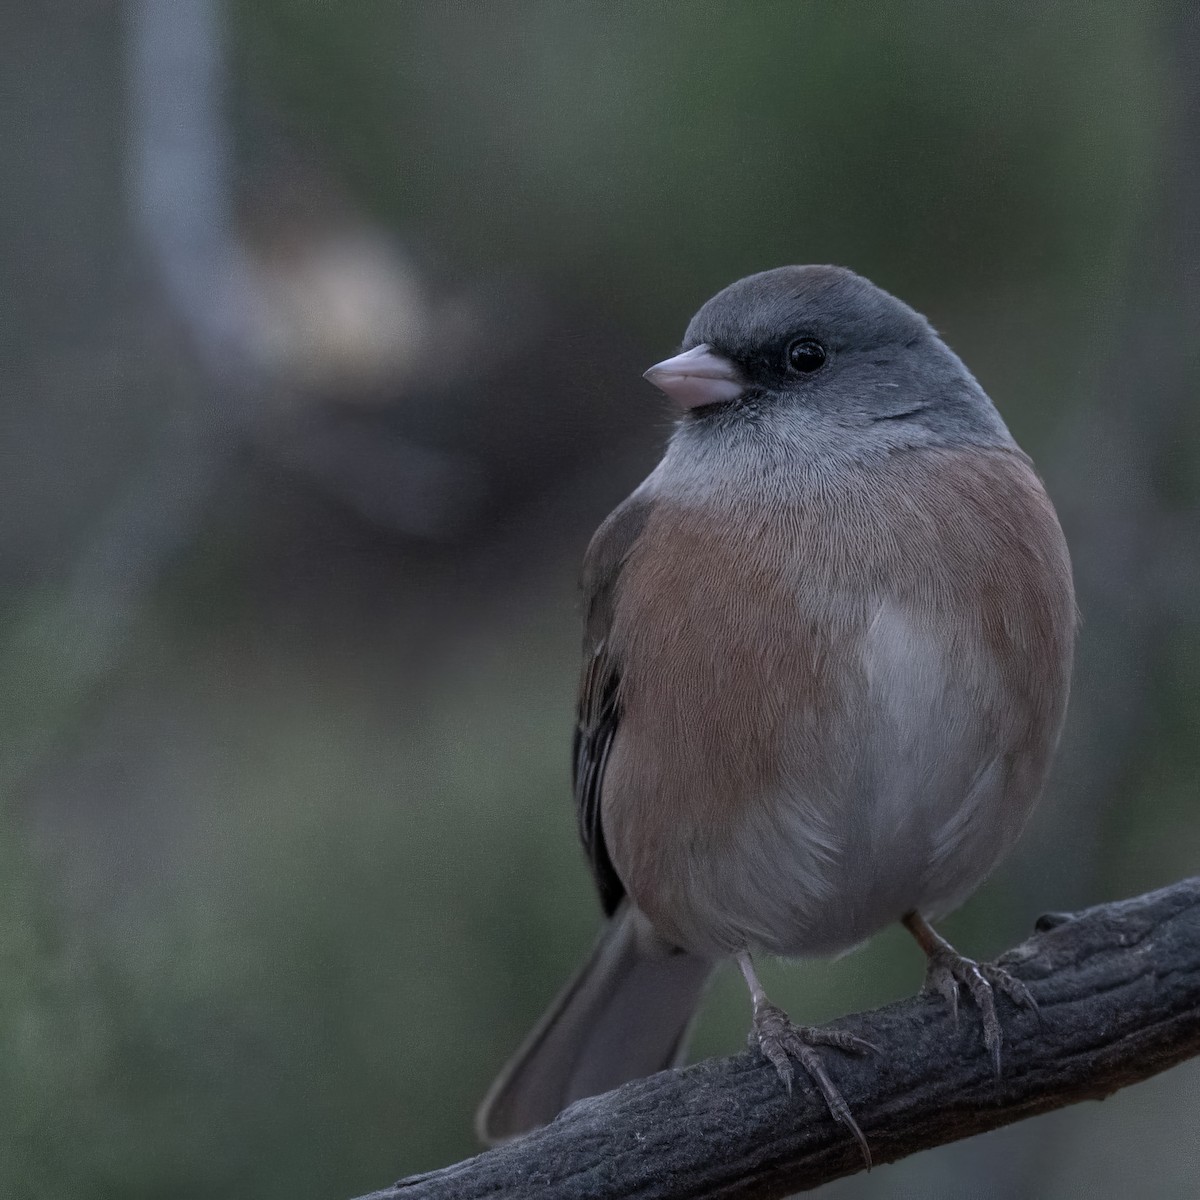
[598, 455, 1070, 955]
[610, 488, 886, 780]
[600, 496, 884, 943]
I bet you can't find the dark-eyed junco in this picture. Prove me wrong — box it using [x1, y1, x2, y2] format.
[477, 266, 1075, 1160]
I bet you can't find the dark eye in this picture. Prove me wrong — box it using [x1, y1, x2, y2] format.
[786, 338, 827, 374]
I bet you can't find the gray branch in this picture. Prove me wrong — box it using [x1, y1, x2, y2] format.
[358, 877, 1200, 1200]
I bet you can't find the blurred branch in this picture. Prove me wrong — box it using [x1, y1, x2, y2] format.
[128, 0, 261, 381]
[359, 877, 1200, 1200]
[4, 0, 476, 799]
[0, 0, 244, 800]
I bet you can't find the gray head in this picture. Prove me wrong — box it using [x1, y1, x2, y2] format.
[644, 265, 1013, 455]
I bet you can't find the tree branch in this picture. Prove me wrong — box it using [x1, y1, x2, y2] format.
[356, 877, 1200, 1199]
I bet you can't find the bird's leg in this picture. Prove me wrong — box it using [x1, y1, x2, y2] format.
[901, 910, 1037, 1074]
[736, 951, 874, 1167]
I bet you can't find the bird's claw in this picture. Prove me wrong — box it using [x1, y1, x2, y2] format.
[751, 1002, 873, 1168]
[922, 949, 1037, 1074]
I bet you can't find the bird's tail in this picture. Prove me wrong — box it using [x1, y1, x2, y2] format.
[476, 904, 714, 1144]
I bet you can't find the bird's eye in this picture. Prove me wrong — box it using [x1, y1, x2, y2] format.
[786, 338, 827, 374]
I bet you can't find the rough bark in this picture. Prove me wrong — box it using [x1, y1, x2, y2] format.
[356, 877, 1200, 1200]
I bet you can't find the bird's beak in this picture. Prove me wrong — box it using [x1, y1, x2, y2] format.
[642, 344, 744, 410]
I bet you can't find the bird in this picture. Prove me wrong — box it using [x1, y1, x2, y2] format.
[476, 265, 1075, 1160]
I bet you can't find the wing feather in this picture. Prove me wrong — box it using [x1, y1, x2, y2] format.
[573, 492, 653, 915]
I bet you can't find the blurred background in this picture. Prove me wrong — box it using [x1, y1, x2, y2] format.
[3, 2, 1199, 1197]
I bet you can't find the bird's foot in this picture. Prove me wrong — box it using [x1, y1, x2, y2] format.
[920, 946, 1037, 1074]
[750, 1001, 875, 1167]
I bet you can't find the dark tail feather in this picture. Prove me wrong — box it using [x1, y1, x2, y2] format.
[476, 905, 713, 1144]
